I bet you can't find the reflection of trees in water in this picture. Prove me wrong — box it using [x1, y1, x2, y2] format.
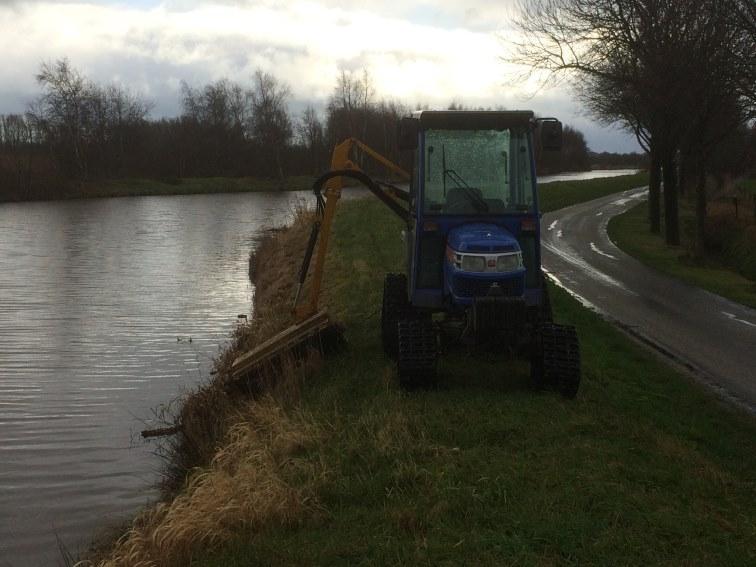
[0, 190, 301, 566]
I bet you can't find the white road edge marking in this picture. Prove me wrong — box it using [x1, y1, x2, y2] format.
[721, 311, 756, 329]
[542, 269, 606, 316]
[590, 242, 617, 260]
[611, 188, 649, 207]
[542, 242, 635, 294]
[548, 220, 558, 231]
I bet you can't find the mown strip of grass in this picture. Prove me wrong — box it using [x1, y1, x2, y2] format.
[538, 172, 647, 213]
[198, 197, 756, 566]
[608, 200, 756, 309]
[78, 175, 315, 199]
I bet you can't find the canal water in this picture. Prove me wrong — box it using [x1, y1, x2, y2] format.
[0, 169, 638, 566]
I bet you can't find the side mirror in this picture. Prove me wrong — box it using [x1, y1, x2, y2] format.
[539, 119, 563, 151]
[398, 117, 418, 151]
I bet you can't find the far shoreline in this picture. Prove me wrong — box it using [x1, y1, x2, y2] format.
[0, 166, 644, 205]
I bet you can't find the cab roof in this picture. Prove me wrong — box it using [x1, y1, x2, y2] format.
[410, 110, 535, 130]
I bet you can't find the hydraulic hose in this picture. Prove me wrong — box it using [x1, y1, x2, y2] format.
[311, 169, 411, 224]
[293, 168, 411, 312]
[293, 220, 321, 308]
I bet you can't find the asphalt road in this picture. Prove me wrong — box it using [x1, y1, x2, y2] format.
[542, 186, 756, 411]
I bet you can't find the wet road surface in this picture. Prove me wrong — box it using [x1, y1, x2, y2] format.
[542, 187, 756, 411]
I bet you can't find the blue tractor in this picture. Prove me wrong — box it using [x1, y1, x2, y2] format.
[380, 111, 580, 396]
[250, 111, 580, 397]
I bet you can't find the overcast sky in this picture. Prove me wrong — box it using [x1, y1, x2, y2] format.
[0, 0, 641, 152]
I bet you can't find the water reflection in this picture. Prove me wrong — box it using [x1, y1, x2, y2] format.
[0, 190, 313, 566]
[539, 168, 639, 184]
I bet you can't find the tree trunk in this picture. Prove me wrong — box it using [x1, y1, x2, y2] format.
[678, 150, 688, 198]
[648, 146, 662, 234]
[694, 165, 707, 257]
[662, 153, 680, 245]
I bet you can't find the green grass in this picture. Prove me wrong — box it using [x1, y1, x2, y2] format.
[608, 200, 756, 309]
[79, 175, 315, 199]
[538, 172, 648, 213]
[197, 197, 756, 566]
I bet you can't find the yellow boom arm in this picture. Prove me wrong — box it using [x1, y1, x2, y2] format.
[293, 138, 410, 320]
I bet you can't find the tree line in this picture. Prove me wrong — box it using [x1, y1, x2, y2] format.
[514, 0, 756, 253]
[3, 60, 617, 202]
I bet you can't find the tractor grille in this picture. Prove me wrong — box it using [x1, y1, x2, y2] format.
[452, 274, 524, 298]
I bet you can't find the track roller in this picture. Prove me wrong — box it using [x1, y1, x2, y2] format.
[397, 318, 438, 388]
[381, 273, 409, 358]
[531, 323, 581, 398]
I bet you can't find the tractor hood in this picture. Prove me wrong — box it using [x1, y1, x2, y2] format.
[447, 223, 520, 253]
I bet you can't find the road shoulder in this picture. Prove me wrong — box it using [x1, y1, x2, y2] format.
[608, 200, 756, 309]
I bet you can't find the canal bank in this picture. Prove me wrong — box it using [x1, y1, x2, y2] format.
[81, 173, 756, 566]
[0, 190, 311, 566]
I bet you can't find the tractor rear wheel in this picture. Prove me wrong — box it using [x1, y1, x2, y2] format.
[531, 323, 581, 398]
[381, 273, 409, 358]
[397, 319, 438, 389]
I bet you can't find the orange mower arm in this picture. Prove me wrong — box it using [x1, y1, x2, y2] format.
[293, 139, 411, 321]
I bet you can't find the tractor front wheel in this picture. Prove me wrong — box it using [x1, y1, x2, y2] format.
[397, 319, 438, 389]
[531, 323, 581, 398]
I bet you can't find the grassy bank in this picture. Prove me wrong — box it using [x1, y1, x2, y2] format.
[76, 175, 315, 199]
[538, 171, 647, 212]
[608, 200, 756, 309]
[193, 197, 755, 565]
[83, 173, 756, 566]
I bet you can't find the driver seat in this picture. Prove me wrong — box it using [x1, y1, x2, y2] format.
[444, 187, 483, 214]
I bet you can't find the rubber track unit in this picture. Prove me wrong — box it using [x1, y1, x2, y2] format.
[397, 319, 438, 388]
[381, 273, 409, 358]
[532, 323, 581, 398]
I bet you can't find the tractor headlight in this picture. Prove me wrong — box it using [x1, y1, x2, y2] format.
[496, 252, 523, 272]
[461, 255, 486, 272]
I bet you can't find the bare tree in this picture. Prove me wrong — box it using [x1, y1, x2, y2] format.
[327, 68, 375, 143]
[249, 69, 293, 180]
[513, 0, 755, 246]
[30, 59, 152, 183]
[180, 79, 249, 175]
[296, 105, 326, 172]
[32, 59, 91, 180]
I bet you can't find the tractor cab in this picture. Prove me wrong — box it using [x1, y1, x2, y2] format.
[397, 111, 561, 314]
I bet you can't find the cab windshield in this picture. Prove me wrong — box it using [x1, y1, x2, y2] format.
[422, 128, 534, 214]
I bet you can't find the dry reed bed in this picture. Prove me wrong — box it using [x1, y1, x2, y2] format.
[77, 208, 328, 567]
